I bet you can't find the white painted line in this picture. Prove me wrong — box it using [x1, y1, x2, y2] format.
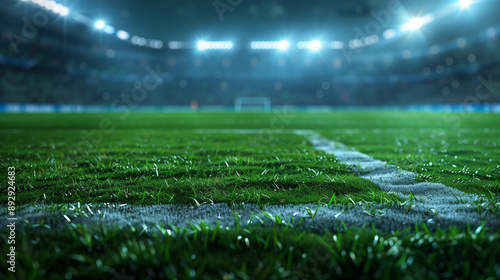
[294, 129, 479, 201]
[294, 129, 499, 229]
[5, 130, 498, 233]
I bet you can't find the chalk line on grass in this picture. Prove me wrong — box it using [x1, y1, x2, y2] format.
[3, 129, 498, 234]
[293, 129, 479, 201]
[294, 129, 499, 229]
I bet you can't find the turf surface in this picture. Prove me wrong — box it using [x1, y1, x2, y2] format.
[1, 111, 498, 205]
[1, 111, 499, 279]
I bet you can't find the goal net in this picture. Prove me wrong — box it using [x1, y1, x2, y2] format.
[234, 97, 271, 111]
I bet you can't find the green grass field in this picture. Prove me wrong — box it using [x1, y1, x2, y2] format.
[1, 111, 500, 279]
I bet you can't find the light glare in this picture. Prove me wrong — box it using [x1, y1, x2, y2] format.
[197, 41, 233, 50]
[459, 0, 471, 9]
[307, 40, 322, 51]
[277, 40, 289, 51]
[383, 29, 396, 39]
[407, 18, 424, 30]
[23, 0, 70, 16]
[94, 20, 106, 30]
[250, 40, 290, 50]
[116, 30, 130, 40]
[59, 7, 69, 16]
[197, 41, 207, 50]
[329, 41, 344, 49]
[402, 15, 434, 31]
[103, 25, 115, 34]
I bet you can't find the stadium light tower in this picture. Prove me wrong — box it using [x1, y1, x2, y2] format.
[459, 0, 471, 9]
[94, 20, 106, 30]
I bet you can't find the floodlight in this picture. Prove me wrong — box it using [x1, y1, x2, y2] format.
[402, 15, 434, 32]
[94, 20, 106, 30]
[197, 41, 233, 50]
[250, 41, 289, 50]
[197, 40, 208, 50]
[168, 41, 183, 49]
[103, 25, 115, 35]
[383, 29, 396, 39]
[116, 30, 129, 40]
[406, 18, 425, 30]
[53, 4, 69, 16]
[149, 40, 163, 49]
[348, 39, 362, 49]
[307, 40, 322, 51]
[459, 0, 471, 9]
[329, 41, 344, 49]
[277, 40, 290, 51]
[59, 7, 69, 16]
[23, 0, 70, 16]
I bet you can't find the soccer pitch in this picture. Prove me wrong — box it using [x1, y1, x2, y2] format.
[1, 111, 500, 279]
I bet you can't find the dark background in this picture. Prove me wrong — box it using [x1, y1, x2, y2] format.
[1, 0, 499, 107]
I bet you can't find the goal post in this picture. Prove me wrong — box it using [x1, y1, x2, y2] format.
[234, 97, 271, 111]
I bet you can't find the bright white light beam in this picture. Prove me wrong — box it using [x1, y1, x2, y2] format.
[307, 40, 322, 51]
[197, 41, 233, 50]
[402, 15, 434, 31]
[94, 20, 106, 30]
[277, 40, 290, 51]
[197, 40, 208, 50]
[459, 0, 471, 9]
[103, 25, 115, 35]
[116, 30, 130, 40]
[250, 40, 290, 50]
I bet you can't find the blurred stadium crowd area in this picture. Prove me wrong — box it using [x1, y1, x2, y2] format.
[1, 9, 500, 108]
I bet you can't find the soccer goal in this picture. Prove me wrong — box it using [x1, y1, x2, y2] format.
[234, 97, 271, 111]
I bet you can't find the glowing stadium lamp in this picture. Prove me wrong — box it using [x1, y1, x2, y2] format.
[197, 41, 233, 50]
[383, 29, 396, 39]
[277, 40, 290, 51]
[168, 41, 184, 49]
[406, 18, 425, 30]
[103, 25, 115, 35]
[197, 40, 208, 50]
[22, 0, 69, 16]
[53, 4, 69, 16]
[94, 20, 106, 30]
[307, 40, 322, 51]
[459, 0, 471, 9]
[59, 7, 69, 16]
[116, 30, 129, 40]
[250, 40, 289, 50]
[329, 41, 344, 49]
[402, 15, 434, 32]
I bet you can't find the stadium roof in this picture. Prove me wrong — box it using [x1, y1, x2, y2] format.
[71, 0, 499, 41]
[1, 0, 500, 51]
